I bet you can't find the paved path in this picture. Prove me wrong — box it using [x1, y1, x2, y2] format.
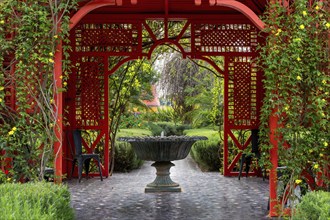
[67, 156, 270, 220]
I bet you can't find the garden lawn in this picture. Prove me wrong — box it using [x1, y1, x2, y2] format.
[184, 128, 219, 141]
[117, 128, 152, 137]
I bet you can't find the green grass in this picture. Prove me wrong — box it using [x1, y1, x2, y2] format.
[117, 128, 152, 137]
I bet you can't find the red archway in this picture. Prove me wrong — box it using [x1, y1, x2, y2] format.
[54, 0, 281, 216]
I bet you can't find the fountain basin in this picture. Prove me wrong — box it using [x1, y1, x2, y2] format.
[118, 136, 207, 192]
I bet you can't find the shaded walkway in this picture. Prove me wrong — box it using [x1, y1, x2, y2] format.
[67, 156, 270, 220]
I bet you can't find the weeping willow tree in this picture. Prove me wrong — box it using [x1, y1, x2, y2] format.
[158, 51, 224, 127]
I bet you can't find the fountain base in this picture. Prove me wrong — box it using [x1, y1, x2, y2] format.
[145, 161, 181, 193]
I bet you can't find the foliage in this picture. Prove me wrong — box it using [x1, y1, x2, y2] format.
[119, 113, 146, 129]
[114, 142, 144, 172]
[259, 0, 330, 212]
[0, 0, 77, 181]
[143, 106, 175, 122]
[292, 190, 330, 220]
[0, 182, 74, 220]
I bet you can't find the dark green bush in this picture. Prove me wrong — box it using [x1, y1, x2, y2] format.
[148, 122, 191, 136]
[147, 122, 164, 136]
[114, 142, 144, 172]
[190, 139, 222, 172]
[292, 190, 330, 220]
[0, 182, 74, 220]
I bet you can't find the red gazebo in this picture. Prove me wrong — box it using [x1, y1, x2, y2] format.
[56, 0, 273, 213]
[4, 0, 327, 217]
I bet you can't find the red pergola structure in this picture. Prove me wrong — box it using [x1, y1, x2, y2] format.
[5, 0, 324, 217]
[55, 0, 276, 213]
[60, 0, 266, 178]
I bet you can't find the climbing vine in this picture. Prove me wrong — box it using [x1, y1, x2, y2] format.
[0, 0, 77, 182]
[259, 0, 329, 211]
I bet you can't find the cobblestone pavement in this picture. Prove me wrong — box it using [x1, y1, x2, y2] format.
[66, 156, 270, 220]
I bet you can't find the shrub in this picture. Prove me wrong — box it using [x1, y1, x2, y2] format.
[147, 122, 164, 136]
[147, 122, 191, 136]
[119, 113, 145, 129]
[190, 139, 222, 172]
[292, 190, 330, 220]
[114, 142, 144, 172]
[0, 182, 74, 220]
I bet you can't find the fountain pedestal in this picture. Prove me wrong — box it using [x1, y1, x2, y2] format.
[146, 161, 180, 192]
[118, 136, 207, 193]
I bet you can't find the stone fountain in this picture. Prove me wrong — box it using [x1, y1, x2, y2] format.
[118, 136, 207, 192]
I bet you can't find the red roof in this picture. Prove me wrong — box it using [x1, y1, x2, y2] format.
[143, 85, 160, 107]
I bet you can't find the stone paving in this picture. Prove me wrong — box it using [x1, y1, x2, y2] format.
[66, 156, 270, 220]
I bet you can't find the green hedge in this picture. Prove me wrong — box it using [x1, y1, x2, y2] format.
[190, 139, 222, 172]
[148, 122, 191, 136]
[114, 142, 144, 172]
[0, 182, 74, 220]
[292, 190, 330, 220]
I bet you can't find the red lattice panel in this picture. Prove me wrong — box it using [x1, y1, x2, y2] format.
[193, 23, 258, 53]
[75, 56, 105, 127]
[226, 56, 259, 127]
[74, 23, 139, 53]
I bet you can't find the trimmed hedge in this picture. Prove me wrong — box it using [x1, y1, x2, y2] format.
[148, 122, 191, 136]
[190, 139, 222, 172]
[114, 141, 144, 172]
[0, 182, 74, 220]
[292, 190, 330, 220]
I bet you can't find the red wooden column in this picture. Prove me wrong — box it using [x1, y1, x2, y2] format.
[54, 41, 63, 183]
[269, 108, 279, 216]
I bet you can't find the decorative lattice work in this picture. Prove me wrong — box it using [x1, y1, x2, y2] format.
[193, 23, 258, 53]
[227, 56, 258, 127]
[75, 56, 105, 127]
[74, 23, 139, 53]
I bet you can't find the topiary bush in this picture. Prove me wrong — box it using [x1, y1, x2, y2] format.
[292, 190, 330, 220]
[190, 139, 222, 172]
[0, 182, 74, 220]
[114, 141, 144, 172]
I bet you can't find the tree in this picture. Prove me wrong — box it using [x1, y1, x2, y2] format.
[158, 50, 223, 126]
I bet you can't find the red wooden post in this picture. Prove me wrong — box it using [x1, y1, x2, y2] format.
[269, 108, 279, 217]
[54, 41, 63, 183]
